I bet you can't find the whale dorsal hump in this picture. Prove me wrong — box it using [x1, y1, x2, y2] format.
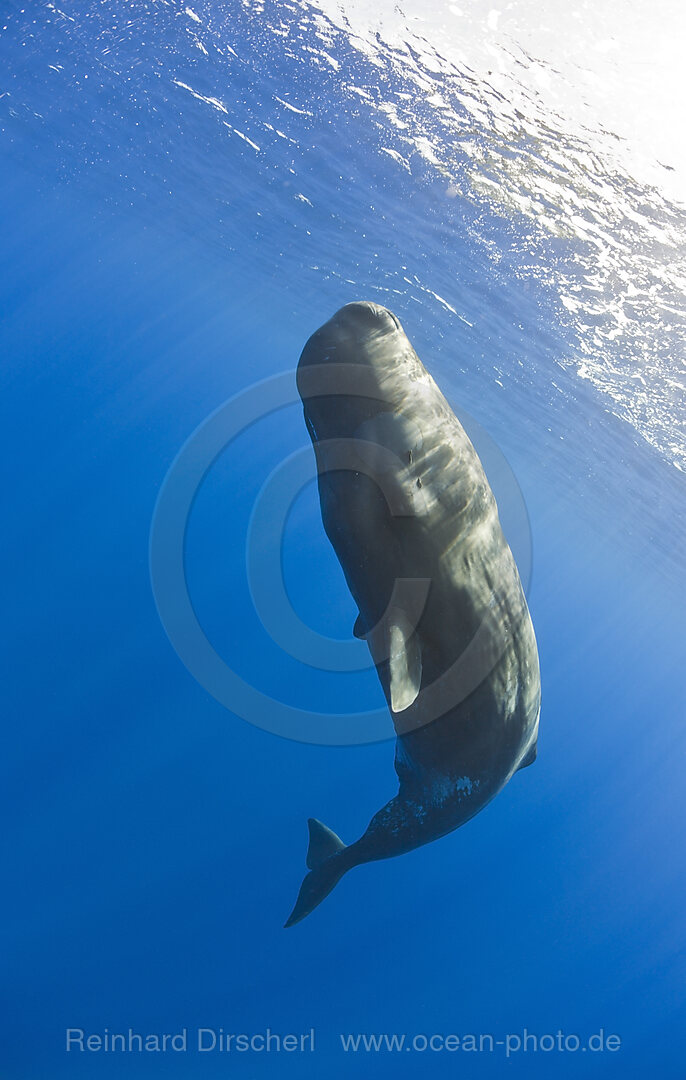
[306, 818, 346, 869]
[388, 613, 422, 714]
[517, 743, 537, 771]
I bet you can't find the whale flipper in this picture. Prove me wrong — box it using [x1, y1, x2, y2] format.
[285, 822, 350, 928]
[388, 615, 422, 714]
[356, 610, 423, 713]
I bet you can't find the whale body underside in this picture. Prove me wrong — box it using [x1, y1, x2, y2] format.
[285, 302, 541, 927]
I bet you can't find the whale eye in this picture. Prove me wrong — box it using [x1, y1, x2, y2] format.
[408, 450, 413, 464]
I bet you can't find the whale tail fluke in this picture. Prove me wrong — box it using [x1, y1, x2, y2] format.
[284, 818, 349, 928]
[305, 817, 345, 867]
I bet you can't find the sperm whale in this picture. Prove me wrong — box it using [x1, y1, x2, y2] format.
[285, 301, 540, 927]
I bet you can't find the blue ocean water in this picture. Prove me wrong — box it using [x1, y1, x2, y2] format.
[1, 1, 685, 1078]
